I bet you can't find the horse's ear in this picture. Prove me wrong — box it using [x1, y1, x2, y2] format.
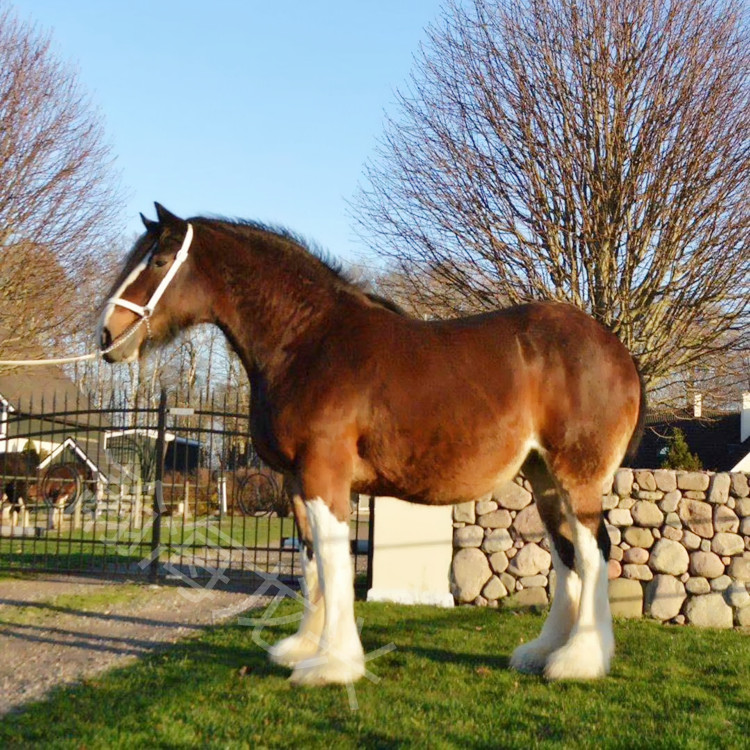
[154, 202, 184, 228]
[140, 212, 158, 232]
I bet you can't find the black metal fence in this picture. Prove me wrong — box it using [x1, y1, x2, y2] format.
[0, 389, 372, 590]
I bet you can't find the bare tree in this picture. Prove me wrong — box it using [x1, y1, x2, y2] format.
[354, 0, 749, 399]
[0, 3, 122, 361]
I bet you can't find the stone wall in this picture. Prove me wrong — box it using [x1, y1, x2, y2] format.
[450, 470, 750, 628]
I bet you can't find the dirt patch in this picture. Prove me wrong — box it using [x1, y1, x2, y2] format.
[0, 574, 273, 715]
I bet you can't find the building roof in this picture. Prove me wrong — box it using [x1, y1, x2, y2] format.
[0, 367, 107, 429]
[630, 410, 748, 472]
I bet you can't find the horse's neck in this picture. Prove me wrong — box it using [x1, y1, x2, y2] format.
[203, 228, 337, 378]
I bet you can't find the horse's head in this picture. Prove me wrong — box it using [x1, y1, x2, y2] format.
[99, 204, 206, 363]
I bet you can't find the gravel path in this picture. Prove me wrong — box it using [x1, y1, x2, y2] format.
[0, 575, 272, 716]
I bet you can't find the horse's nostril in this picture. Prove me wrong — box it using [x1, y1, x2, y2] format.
[100, 326, 112, 350]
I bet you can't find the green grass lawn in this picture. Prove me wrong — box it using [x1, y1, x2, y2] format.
[2, 601, 748, 749]
[0, 515, 297, 572]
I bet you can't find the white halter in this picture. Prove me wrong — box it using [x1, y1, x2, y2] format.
[107, 223, 194, 319]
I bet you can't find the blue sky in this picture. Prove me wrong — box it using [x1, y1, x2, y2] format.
[12, 1, 446, 264]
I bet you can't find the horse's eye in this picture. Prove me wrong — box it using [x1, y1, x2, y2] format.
[152, 257, 169, 268]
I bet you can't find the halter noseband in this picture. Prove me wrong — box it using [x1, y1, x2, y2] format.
[107, 223, 194, 321]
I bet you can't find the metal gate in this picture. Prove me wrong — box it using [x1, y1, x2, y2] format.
[0, 390, 373, 593]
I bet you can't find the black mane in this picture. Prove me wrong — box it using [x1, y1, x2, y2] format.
[190, 216, 406, 315]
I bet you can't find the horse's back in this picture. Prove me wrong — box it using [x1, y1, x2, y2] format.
[347, 301, 641, 503]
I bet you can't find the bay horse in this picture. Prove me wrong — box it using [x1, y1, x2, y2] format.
[98, 204, 644, 683]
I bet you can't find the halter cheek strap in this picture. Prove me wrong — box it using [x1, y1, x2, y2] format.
[108, 223, 194, 320]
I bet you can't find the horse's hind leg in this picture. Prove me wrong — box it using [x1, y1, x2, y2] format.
[268, 489, 326, 668]
[510, 453, 582, 675]
[543, 476, 614, 680]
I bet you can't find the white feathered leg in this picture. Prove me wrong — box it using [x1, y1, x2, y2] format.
[290, 499, 365, 685]
[544, 521, 614, 680]
[510, 543, 581, 674]
[268, 551, 325, 668]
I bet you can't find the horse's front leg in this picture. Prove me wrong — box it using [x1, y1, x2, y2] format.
[268, 492, 325, 668]
[288, 452, 365, 685]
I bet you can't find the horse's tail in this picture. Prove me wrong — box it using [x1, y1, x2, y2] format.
[624, 359, 647, 463]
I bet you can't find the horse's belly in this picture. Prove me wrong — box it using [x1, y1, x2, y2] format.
[352, 431, 534, 506]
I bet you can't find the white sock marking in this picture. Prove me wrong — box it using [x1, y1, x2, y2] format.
[290, 498, 364, 685]
[545, 521, 613, 680]
[268, 551, 325, 667]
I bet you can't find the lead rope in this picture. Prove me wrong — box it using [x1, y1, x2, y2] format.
[0, 316, 150, 366]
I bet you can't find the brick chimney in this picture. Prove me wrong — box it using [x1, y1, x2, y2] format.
[742, 392, 750, 443]
[693, 392, 702, 418]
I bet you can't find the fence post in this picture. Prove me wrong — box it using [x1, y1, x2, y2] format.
[149, 389, 168, 582]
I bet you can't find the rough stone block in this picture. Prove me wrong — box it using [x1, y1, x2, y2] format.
[659, 490, 682, 513]
[477, 509, 512, 529]
[608, 559, 622, 580]
[662, 525, 683, 541]
[506, 543, 551, 578]
[623, 563, 653, 581]
[481, 528, 513, 553]
[603, 493, 618, 510]
[645, 575, 686, 621]
[513, 504, 545, 542]
[489, 550, 509, 574]
[493, 482, 532, 510]
[614, 468, 633, 497]
[725, 581, 750, 609]
[689, 550, 724, 579]
[623, 547, 649, 565]
[453, 502, 475, 524]
[729, 473, 749, 499]
[475, 499, 498, 516]
[609, 578, 643, 618]
[714, 505, 740, 534]
[679, 498, 714, 539]
[482, 575, 508, 601]
[503, 586, 549, 610]
[685, 593, 733, 628]
[682, 530, 701, 550]
[608, 508, 634, 527]
[454, 525, 484, 548]
[677, 472, 710, 492]
[634, 470, 657, 492]
[452, 548, 492, 603]
[519, 574, 548, 588]
[606, 522, 621, 546]
[708, 473, 731, 505]
[653, 470, 677, 493]
[631, 500, 665, 527]
[623, 527, 655, 549]
[711, 533, 744, 556]
[686, 576, 711, 595]
[710, 574, 732, 592]
[649, 538, 689, 576]
[728, 557, 750, 582]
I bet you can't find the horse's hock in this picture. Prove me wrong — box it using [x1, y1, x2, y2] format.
[449, 469, 750, 628]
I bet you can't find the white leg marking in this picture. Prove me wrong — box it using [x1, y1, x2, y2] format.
[545, 521, 614, 680]
[268, 551, 325, 668]
[290, 499, 365, 685]
[510, 543, 581, 675]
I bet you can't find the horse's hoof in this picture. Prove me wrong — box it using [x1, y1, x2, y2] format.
[289, 654, 365, 686]
[509, 640, 551, 675]
[543, 635, 612, 681]
[268, 635, 319, 668]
